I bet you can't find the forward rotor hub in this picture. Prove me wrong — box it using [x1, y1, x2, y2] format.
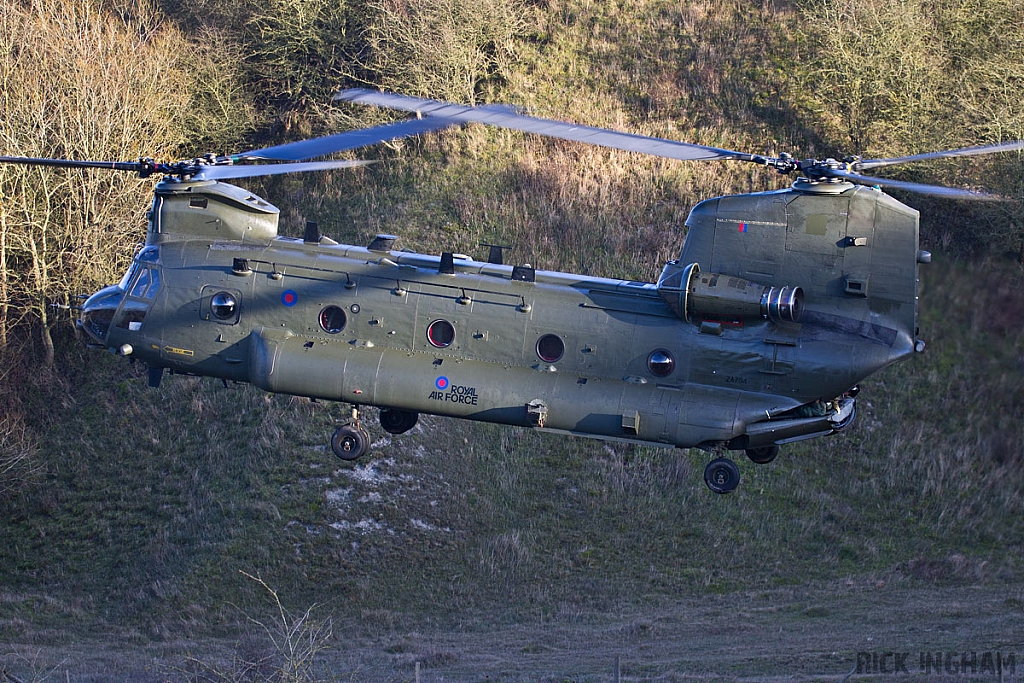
[798, 157, 853, 182]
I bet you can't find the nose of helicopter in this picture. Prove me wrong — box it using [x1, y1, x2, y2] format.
[78, 284, 124, 345]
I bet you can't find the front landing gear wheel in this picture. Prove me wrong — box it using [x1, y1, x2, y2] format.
[332, 425, 370, 461]
[745, 445, 779, 464]
[704, 457, 740, 494]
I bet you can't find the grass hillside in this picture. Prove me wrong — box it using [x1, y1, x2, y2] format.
[1, 0, 1023, 679]
[1, 255, 1020, 641]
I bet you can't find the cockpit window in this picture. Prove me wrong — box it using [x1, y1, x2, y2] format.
[147, 269, 160, 298]
[127, 266, 161, 299]
[84, 246, 161, 343]
[130, 268, 152, 298]
[116, 301, 149, 331]
[116, 246, 160, 291]
[118, 262, 139, 291]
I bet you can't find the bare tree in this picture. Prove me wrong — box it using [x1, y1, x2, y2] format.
[0, 0, 254, 360]
[183, 572, 334, 683]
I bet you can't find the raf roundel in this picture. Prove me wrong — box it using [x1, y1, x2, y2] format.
[435, 376, 449, 391]
[281, 289, 298, 307]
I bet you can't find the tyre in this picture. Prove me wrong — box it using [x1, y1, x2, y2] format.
[703, 457, 740, 494]
[331, 425, 370, 461]
[379, 408, 419, 435]
[745, 445, 779, 464]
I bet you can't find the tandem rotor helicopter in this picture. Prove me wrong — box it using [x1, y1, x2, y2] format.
[3, 89, 1022, 493]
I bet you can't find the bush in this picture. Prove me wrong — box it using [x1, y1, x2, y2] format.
[0, 411, 39, 502]
[359, 0, 529, 103]
[796, 0, 1024, 255]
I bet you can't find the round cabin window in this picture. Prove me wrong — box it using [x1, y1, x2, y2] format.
[536, 334, 565, 363]
[319, 305, 347, 334]
[211, 291, 237, 319]
[648, 349, 675, 377]
[426, 319, 456, 348]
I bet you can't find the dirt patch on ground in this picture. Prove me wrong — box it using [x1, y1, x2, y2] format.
[4, 581, 1023, 682]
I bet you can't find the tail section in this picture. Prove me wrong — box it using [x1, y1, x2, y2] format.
[663, 181, 925, 427]
[677, 182, 923, 355]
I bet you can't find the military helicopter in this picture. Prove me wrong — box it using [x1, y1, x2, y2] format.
[3, 89, 1021, 493]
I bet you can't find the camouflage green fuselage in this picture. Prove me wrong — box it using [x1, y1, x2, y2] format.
[84, 177, 923, 451]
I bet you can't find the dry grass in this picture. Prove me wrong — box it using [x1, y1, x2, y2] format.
[1, 0, 1023, 679]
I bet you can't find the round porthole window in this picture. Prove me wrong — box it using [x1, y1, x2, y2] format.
[319, 305, 347, 334]
[536, 334, 565, 363]
[648, 349, 675, 377]
[211, 291, 237, 319]
[426, 319, 456, 348]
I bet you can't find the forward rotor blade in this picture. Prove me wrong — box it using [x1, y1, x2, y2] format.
[856, 140, 1024, 171]
[234, 117, 459, 162]
[335, 89, 754, 163]
[193, 160, 375, 180]
[823, 168, 1004, 201]
[0, 156, 146, 173]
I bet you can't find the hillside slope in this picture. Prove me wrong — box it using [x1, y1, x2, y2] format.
[1, 0, 1023, 679]
[1, 254, 1020, 641]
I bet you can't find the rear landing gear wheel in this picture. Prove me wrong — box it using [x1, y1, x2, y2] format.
[745, 445, 779, 464]
[332, 425, 370, 461]
[379, 408, 419, 435]
[704, 457, 740, 494]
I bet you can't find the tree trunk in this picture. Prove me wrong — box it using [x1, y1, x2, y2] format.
[0, 211, 8, 350]
[27, 233, 54, 366]
[39, 304, 54, 367]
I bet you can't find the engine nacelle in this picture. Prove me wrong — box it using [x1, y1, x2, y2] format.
[656, 262, 804, 324]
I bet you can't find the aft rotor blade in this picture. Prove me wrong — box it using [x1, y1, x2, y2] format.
[193, 160, 376, 180]
[823, 168, 1004, 201]
[235, 117, 460, 162]
[856, 140, 1024, 171]
[335, 89, 755, 163]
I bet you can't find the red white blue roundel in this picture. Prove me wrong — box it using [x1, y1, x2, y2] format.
[281, 290, 298, 307]
[435, 376, 449, 390]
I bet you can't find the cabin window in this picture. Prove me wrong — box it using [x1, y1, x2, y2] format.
[427, 319, 455, 348]
[648, 349, 675, 377]
[319, 305, 347, 334]
[211, 291, 238, 320]
[536, 334, 564, 363]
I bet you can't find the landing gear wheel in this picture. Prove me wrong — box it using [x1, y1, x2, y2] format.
[331, 425, 370, 461]
[832, 401, 857, 431]
[745, 445, 779, 464]
[379, 408, 419, 435]
[704, 457, 740, 494]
